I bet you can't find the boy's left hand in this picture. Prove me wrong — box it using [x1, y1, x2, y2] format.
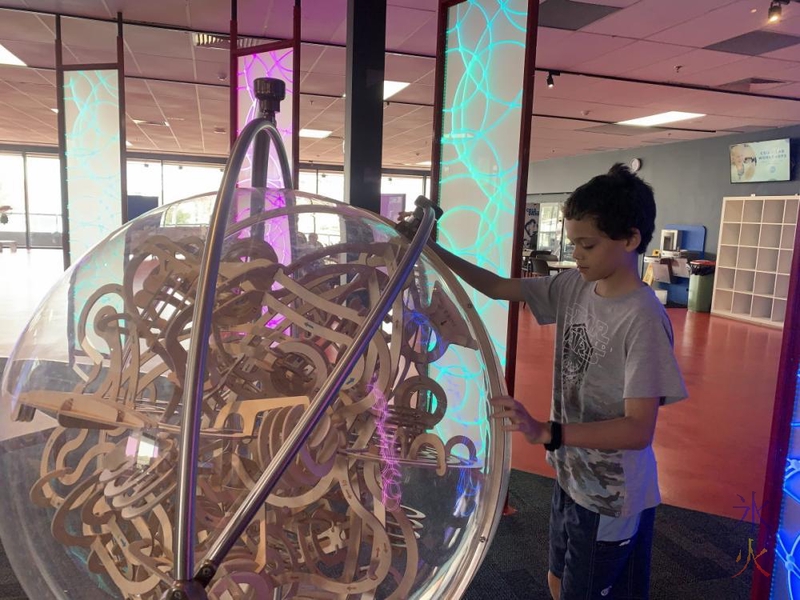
[490, 395, 551, 445]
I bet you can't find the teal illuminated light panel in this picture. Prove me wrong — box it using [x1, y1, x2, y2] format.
[63, 69, 124, 356]
[437, 0, 530, 366]
[64, 69, 123, 261]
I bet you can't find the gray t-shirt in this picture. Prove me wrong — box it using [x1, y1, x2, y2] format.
[522, 269, 688, 517]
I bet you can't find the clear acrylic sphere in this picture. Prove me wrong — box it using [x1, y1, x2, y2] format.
[0, 189, 509, 599]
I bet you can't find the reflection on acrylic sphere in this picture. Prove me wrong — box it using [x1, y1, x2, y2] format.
[0, 189, 509, 600]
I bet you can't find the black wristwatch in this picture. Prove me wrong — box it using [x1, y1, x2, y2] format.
[544, 421, 563, 452]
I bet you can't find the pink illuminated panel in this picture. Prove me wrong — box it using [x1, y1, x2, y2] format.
[236, 50, 294, 189]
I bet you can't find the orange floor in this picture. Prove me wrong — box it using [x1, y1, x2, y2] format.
[511, 304, 783, 521]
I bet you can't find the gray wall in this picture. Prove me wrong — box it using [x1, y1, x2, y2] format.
[528, 125, 800, 255]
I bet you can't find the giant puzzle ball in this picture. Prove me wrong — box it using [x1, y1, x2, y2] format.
[0, 188, 509, 599]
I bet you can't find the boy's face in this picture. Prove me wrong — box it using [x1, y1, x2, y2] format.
[565, 217, 639, 282]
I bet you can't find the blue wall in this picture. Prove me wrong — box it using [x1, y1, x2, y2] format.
[528, 125, 800, 255]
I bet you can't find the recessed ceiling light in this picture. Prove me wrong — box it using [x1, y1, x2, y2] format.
[0, 43, 25, 67]
[132, 118, 170, 127]
[126, 140, 133, 147]
[752, 8, 758, 13]
[299, 128, 333, 139]
[416, 160, 432, 167]
[50, 108, 58, 113]
[383, 81, 410, 100]
[617, 111, 706, 127]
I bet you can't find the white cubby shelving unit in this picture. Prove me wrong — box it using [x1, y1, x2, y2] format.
[712, 196, 798, 329]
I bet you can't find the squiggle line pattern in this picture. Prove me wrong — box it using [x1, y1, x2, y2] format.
[433, 0, 529, 458]
[64, 69, 125, 356]
[237, 50, 294, 188]
[64, 69, 123, 260]
[437, 0, 529, 368]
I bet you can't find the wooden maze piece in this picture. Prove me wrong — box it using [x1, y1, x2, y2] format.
[208, 558, 277, 600]
[90, 532, 165, 599]
[17, 223, 498, 600]
[389, 375, 448, 431]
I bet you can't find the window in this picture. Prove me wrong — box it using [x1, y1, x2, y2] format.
[381, 175, 425, 213]
[26, 155, 62, 247]
[317, 171, 345, 202]
[127, 160, 163, 205]
[298, 170, 318, 195]
[0, 153, 25, 243]
[162, 163, 224, 205]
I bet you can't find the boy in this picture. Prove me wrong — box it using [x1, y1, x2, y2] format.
[425, 164, 687, 599]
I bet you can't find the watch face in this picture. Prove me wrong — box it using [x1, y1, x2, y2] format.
[630, 158, 642, 172]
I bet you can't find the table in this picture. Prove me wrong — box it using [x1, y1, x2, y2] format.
[546, 261, 577, 272]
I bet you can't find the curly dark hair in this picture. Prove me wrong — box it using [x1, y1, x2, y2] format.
[563, 163, 656, 255]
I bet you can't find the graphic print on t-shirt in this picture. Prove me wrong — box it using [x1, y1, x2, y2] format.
[562, 304, 610, 390]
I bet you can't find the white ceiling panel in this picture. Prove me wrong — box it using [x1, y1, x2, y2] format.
[624, 48, 749, 81]
[649, 0, 768, 47]
[573, 40, 693, 76]
[678, 55, 795, 86]
[583, 0, 737, 39]
[535, 30, 636, 70]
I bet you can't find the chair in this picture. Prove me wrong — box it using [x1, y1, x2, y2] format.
[530, 258, 551, 277]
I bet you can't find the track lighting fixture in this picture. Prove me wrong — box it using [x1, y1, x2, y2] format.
[546, 71, 560, 88]
[769, 0, 790, 23]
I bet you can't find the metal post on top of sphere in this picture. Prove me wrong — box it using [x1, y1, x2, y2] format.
[251, 77, 288, 189]
[250, 77, 290, 242]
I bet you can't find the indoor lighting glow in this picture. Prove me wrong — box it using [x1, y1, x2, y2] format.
[769, 0, 786, 23]
[0, 43, 25, 67]
[547, 72, 555, 88]
[617, 111, 706, 127]
[383, 81, 410, 100]
[416, 160, 432, 167]
[50, 108, 58, 113]
[299, 128, 332, 139]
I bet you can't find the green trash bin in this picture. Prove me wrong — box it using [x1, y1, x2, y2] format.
[688, 260, 716, 312]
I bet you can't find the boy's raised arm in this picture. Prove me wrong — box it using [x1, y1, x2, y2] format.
[427, 242, 525, 302]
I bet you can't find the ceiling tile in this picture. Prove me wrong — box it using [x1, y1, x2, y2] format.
[583, 0, 735, 38]
[539, 0, 622, 31]
[573, 40, 693, 75]
[649, 0, 768, 47]
[705, 30, 800, 56]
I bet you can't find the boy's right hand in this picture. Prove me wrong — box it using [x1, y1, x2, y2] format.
[490, 395, 551, 446]
[395, 196, 442, 241]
